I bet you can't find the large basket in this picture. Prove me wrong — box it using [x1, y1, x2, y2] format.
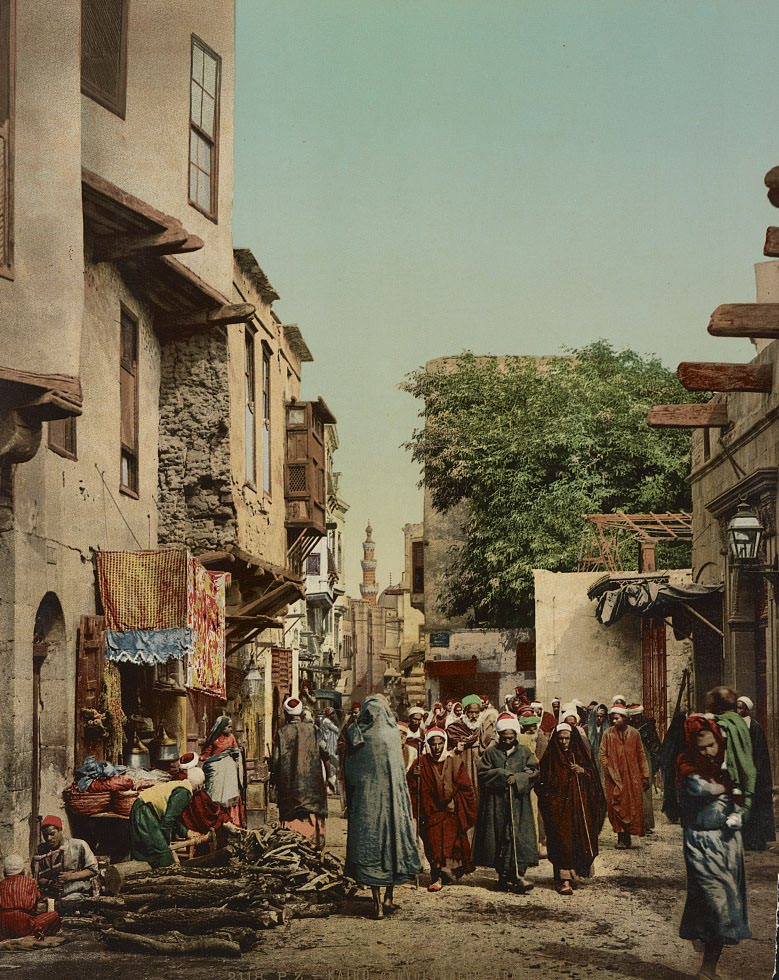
[112, 790, 139, 817]
[65, 787, 112, 816]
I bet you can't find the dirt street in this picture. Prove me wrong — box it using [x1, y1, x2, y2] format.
[10, 801, 778, 980]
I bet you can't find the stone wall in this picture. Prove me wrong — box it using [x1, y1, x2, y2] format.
[157, 331, 237, 551]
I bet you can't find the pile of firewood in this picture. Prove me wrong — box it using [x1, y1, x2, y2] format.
[58, 827, 356, 957]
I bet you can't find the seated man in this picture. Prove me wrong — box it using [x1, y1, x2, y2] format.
[0, 855, 60, 939]
[31, 815, 98, 898]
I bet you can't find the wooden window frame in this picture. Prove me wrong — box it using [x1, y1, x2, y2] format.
[119, 305, 139, 498]
[80, 0, 129, 119]
[261, 342, 272, 497]
[0, 0, 15, 280]
[306, 553, 321, 577]
[48, 417, 77, 461]
[188, 34, 221, 223]
[244, 327, 256, 488]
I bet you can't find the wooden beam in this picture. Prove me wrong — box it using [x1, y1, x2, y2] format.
[156, 303, 256, 333]
[763, 227, 779, 257]
[677, 361, 772, 393]
[93, 227, 203, 263]
[708, 304, 779, 339]
[647, 403, 729, 428]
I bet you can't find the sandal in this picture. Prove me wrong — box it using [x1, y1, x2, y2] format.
[427, 881, 443, 892]
[557, 881, 573, 895]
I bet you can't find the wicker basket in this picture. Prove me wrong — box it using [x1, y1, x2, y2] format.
[65, 787, 112, 816]
[112, 790, 139, 817]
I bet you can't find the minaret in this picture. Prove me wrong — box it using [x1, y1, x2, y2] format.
[360, 521, 378, 605]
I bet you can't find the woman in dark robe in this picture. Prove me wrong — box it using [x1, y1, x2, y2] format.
[736, 696, 776, 851]
[676, 715, 750, 979]
[343, 694, 421, 918]
[271, 696, 328, 848]
[473, 713, 538, 894]
[536, 723, 604, 894]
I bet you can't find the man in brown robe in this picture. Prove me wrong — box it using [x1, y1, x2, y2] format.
[446, 694, 492, 822]
[419, 727, 477, 890]
[598, 703, 649, 848]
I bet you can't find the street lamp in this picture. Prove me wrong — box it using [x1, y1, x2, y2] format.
[726, 502, 764, 561]
[244, 662, 263, 698]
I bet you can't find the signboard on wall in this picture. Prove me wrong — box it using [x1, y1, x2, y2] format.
[429, 632, 450, 648]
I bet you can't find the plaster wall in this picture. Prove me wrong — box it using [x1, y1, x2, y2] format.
[0, 1, 83, 375]
[80, 0, 235, 299]
[533, 570, 693, 722]
[1, 263, 162, 855]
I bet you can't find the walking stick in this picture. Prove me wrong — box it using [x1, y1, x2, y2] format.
[573, 770, 594, 858]
[508, 779, 521, 882]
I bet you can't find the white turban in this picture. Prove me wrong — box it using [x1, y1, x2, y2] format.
[612, 695, 627, 705]
[737, 696, 754, 713]
[186, 766, 205, 789]
[561, 702, 579, 722]
[283, 696, 303, 716]
[3, 855, 25, 876]
[530, 701, 542, 709]
[628, 704, 644, 717]
[609, 705, 628, 717]
[555, 723, 572, 733]
[495, 714, 521, 735]
[424, 726, 447, 743]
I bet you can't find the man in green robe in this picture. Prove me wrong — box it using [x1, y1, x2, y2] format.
[129, 766, 205, 867]
[473, 712, 538, 893]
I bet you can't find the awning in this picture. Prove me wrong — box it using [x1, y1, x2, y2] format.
[425, 657, 478, 678]
[314, 690, 342, 706]
[589, 575, 723, 638]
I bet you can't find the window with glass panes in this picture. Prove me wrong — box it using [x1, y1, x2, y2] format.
[189, 36, 221, 219]
[245, 330, 256, 485]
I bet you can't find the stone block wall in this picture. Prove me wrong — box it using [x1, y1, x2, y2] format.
[157, 330, 237, 551]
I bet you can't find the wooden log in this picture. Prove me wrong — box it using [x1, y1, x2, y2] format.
[647, 403, 729, 428]
[708, 303, 779, 338]
[677, 361, 772, 393]
[114, 907, 282, 935]
[102, 927, 242, 957]
[105, 860, 152, 895]
[121, 880, 242, 907]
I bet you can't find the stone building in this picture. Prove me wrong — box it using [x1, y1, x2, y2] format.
[410, 357, 538, 708]
[650, 254, 779, 767]
[0, 3, 332, 854]
[0, 0, 239, 857]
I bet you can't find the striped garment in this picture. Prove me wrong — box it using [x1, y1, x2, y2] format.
[0, 877, 60, 939]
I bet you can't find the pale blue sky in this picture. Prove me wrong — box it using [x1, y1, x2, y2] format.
[233, 1, 778, 593]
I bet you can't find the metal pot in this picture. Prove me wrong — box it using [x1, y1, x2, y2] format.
[151, 726, 179, 763]
[127, 734, 151, 769]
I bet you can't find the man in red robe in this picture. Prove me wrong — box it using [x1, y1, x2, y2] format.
[419, 727, 477, 891]
[0, 856, 60, 940]
[598, 704, 649, 848]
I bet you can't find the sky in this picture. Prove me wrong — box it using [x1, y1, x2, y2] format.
[233, 1, 779, 594]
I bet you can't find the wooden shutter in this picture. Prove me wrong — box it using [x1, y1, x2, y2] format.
[81, 0, 128, 118]
[75, 615, 106, 766]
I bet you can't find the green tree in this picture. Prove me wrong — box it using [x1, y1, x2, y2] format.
[401, 342, 705, 627]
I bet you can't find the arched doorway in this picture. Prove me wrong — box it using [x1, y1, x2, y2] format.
[31, 593, 66, 856]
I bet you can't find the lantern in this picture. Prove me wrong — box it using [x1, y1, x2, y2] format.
[727, 502, 763, 561]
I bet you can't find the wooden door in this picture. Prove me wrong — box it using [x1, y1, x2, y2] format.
[75, 615, 106, 766]
[641, 616, 667, 735]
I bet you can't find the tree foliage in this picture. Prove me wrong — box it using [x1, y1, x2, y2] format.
[401, 342, 705, 627]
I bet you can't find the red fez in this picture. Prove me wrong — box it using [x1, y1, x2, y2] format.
[351, 702, 361, 710]
[41, 815, 62, 830]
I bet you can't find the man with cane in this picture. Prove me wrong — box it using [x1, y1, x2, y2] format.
[473, 712, 539, 893]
